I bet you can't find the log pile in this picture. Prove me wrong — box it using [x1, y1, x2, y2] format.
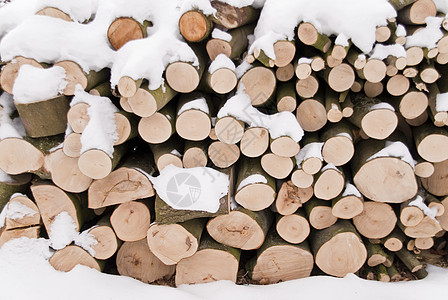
[1, 0, 448, 287]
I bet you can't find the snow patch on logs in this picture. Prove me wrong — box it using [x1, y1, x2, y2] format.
[409, 195, 438, 220]
[71, 88, 119, 157]
[0, 169, 15, 183]
[0, 196, 38, 228]
[235, 60, 253, 78]
[367, 141, 416, 169]
[335, 33, 349, 47]
[177, 97, 210, 115]
[237, 174, 267, 191]
[370, 102, 395, 111]
[436, 92, 448, 111]
[342, 182, 362, 198]
[49, 211, 78, 250]
[149, 164, 229, 213]
[74, 228, 98, 257]
[406, 17, 444, 49]
[12, 65, 67, 103]
[218, 87, 304, 142]
[212, 28, 232, 42]
[295, 142, 324, 167]
[208, 54, 236, 74]
[0, 92, 25, 139]
[369, 44, 406, 60]
[250, 0, 396, 58]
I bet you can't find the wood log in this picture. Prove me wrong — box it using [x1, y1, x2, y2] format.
[0, 56, 43, 94]
[295, 75, 319, 99]
[78, 144, 128, 180]
[0, 225, 40, 248]
[178, 10, 213, 42]
[35, 7, 72, 21]
[149, 136, 183, 172]
[320, 120, 355, 166]
[400, 215, 443, 238]
[353, 201, 397, 239]
[126, 81, 177, 118]
[375, 25, 391, 43]
[208, 140, 240, 168]
[419, 61, 440, 84]
[313, 165, 344, 200]
[406, 46, 424, 66]
[246, 228, 313, 284]
[325, 88, 343, 123]
[239, 127, 269, 158]
[0, 135, 63, 176]
[88, 81, 114, 98]
[15, 95, 69, 138]
[304, 198, 337, 230]
[322, 63, 355, 92]
[376, 265, 391, 282]
[294, 59, 312, 80]
[395, 89, 428, 120]
[253, 40, 296, 68]
[396, 248, 424, 272]
[297, 22, 331, 53]
[175, 233, 241, 286]
[276, 81, 297, 112]
[270, 135, 300, 158]
[147, 218, 205, 265]
[331, 184, 364, 219]
[114, 111, 139, 145]
[110, 200, 152, 242]
[67, 102, 89, 134]
[50, 245, 102, 272]
[295, 96, 327, 132]
[414, 122, 448, 163]
[400, 198, 425, 227]
[206, 205, 272, 250]
[310, 220, 367, 277]
[238, 66, 276, 106]
[107, 17, 150, 50]
[1, 193, 40, 230]
[295, 134, 323, 175]
[210, 1, 259, 29]
[86, 215, 119, 260]
[204, 62, 237, 94]
[235, 157, 276, 211]
[388, 0, 418, 10]
[63, 132, 82, 158]
[54, 61, 109, 96]
[0, 173, 32, 211]
[48, 149, 93, 193]
[366, 241, 388, 267]
[206, 24, 255, 60]
[116, 239, 175, 283]
[276, 210, 310, 244]
[88, 147, 155, 209]
[215, 116, 244, 145]
[341, 94, 355, 117]
[414, 237, 434, 249]
[382, 228, 406, 252]
[387, 74, 410, 96]
[275, 64, 295, 82]
[414, 158, 434, 178]
[138, 102, 176, 144]
[346, 49, 366, 70]
[397, 0, 437, 25]
[183, 140, 208, 168]
[166, 47, 206, 93]
[291, 168, 314, 189]
[363, 80, 383, 98]
[275, 181, 313, 216]
[116, 77, 142, 98]
[261, 152, 295, 179]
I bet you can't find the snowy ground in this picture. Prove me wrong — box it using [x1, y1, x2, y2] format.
[0, 237, 447, 300]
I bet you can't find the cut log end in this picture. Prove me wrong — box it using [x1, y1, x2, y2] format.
[0, 138, 44, 175]
[179, 10, 211, 43]
[261, 153, 294, 179]
[54, 61, 87, 95]
[210, 68, 237, 94]
[88, 225, 118, 260]
[328, 63, 355, 92]
[322, 136, 354, 166]
[110, 201, 151, 242]
[240, 127, 269, 158]
[50, 246, 101, 272]
[78, 149, 113, 180]
[332, 195, 364, 219]
[314, 169, 344, 200]
[166, 62, 200, 93]
[270, 136, 300, 158]
[353, 202, 397, 239]
[238, 67, 276, 106]
[215, 117, 244, 145]
[107, 17, 145, 50]
[277, 214, 310, 244]
[117, 76, 140, 98]
[235, 183, 275, 211]
[361, 109, 398, 140]
[139, 113, 173, 144]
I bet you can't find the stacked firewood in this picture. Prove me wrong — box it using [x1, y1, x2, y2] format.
[1, 0, 448, 286]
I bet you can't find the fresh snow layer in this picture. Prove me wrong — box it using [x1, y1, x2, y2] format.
[71, 87, 119, 157]
[237, 174, 267, 192]
[235, 60, 253, 79]
[321, 163, 341, 173]
[0, 198, 38, 229]
[369, 44, 406, 60]
[298, 57, 312, 64]
[48, 212, 78, 250]
[409, 195, 438, 220]
[149, 164, 229, 213]
[74, 228, 98, 257]
[218, 87, 304, 142]
[342, 182, 362, 198]
[209, 54, 236, 74]
[0, 92, 25, 140]
[370, 102, 395, 111]
[406, 17, 444, 49]
[367, 141, 416, 169]
[1, 238, 448, 300]
[211, 28, 232, 42]
[434, 0, 448, 14]
[396, 24, 406, 37]
[178, 97, 210, 116]
[170, 149, 183, 157]
[436, 92, 448, 112]
[0, 169, 15, 183]
[295, 142, 324, 168]
[12, 65, 67, 104]
[335, 33, 349, 47]
[250, 0, 396, 59]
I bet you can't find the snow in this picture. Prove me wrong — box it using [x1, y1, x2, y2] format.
[250, 0, 396, 59]
[336, 132, 353, 140]
[406, 17, 444, 49]
[218, 87, 304, 142]
[335, 33, 349, 47]
[209, 54, 236, 74]
[48, 211, 78, 250]
[1, 237, 448, 300]
[170, 149, 183, 157]
[237, 174, 267, 192]
[178, 97, 210, 116]
[367, 141, 416, 169]
[434, 0, 448, 14]
[295, 142, 324, 168]
[298, 57, 312, 64]
[0, 199, 38, 228]
[0, 168, 15, 183]
[229, 196, 238, 211]
[74, 228, 98, 257]
[0, 92, 25, 139]
[409, 195, 438, 220]
[370, 102, 395, 111]
[396, 24, 406, 37]
[71, 87, 119, 157]
[342, 182, 362, 198]
[12, 65, 67, 104]
[149, 164, 229, 213]
[212, 28, 232, 42]
[235, 60, 253, 79]
[369, 44, 406, 60]
[436, 92, 448, 112]
[321, 163, 341, 173]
